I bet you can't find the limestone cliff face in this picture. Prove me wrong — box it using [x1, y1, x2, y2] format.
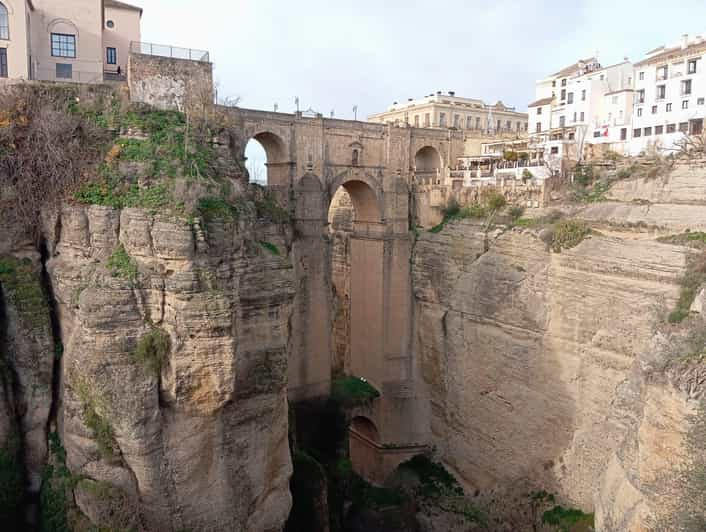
[411, 219, 700, 526]
[43, 204, 294, 531]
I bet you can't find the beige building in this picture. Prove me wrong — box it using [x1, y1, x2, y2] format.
[368, 91, 529, 134]
[0, 0, 141, 82]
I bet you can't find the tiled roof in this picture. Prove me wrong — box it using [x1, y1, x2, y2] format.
[635, 41, 706, 67]
[528, 97, 554, 108]
[552, 57, 597, 78]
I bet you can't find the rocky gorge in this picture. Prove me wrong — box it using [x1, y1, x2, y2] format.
[0, 83, 704, 531]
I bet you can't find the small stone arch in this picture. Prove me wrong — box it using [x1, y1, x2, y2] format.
[244, 130, 289, 188]
[47, 18, 80, 37]
[414, 145, 442, 173]
[349, 415, 382, 483]
[350, 416, 380, 443]
[329, 173, 383, 224]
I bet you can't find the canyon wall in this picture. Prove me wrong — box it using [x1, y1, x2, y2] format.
[412, 217, 703, 528]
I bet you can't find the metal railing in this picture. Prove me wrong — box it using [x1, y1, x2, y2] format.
[33, 67, 104, 84]
[130, 41, 210, 62]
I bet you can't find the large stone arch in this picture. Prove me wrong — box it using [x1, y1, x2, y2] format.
[243, 130, 291, 201]
[329, 172, 384, 225]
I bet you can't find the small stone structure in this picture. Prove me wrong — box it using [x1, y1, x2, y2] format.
[128, 51, 213, 113]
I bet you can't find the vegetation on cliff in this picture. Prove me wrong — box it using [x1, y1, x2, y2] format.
[657, 231, 706, 323]
[430, 191, 507, 233]
[331, 375, 380, 407]
[132, 329, 170, 377]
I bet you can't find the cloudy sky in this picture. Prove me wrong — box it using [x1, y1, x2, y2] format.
[134, 0, 706, 179]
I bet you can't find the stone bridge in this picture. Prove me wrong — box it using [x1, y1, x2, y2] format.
[221, 106, 465, 476]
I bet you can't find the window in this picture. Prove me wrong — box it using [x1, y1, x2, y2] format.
[414, 115, 419, 127]
[582, 90, 586, 101]
[506, 120, 511, 130]
[639, 71, 644, 80]
[699, 98, 705, 106]
[666, 103, 672, 112]
[580, 111, 585, 122]
[667, 123, 676, 133]
[620, 128, 627, 140]
[561, 89, 566, 100]
[536, 122, 542, 133]
[537, 107, 542, 115]
[692, 119, 704, 136]
[465, 116, 471, 129]
[612, 96, 619, 104]
[552, 80, 556, 87]
[600, 74, 604, 80]
[688, 59, 697, 74]
[106, 20, 115, 29]
[516, 121, 521, 131]
[682, 100, 689, 109]
[561, 78, 567, 87]
[681, 79, 692, 95]
[658, 65, 668, 80]
[476, 117, 481, 129]
[679, 122, 689, 133]
[55, 63, 72, 79]
[573, 112, 577, 123]
[0, 2, 8, 40]
[352, 149, 359, 166]
[106, 47, 117, 65]
[633, 128, 642, 138]
[655, 125, 664, 135]
[0, 48, 6, 78]
[652, 105, 658, 114]
[439, 112, 446, 127]
[424, 113, 430, 127]
[51, 33, 76, 58]
[568, 132, 575, 140]
[559, 116, 565, 127]
[637, 89, 645, 103]
[567, 92, 574, 104]
[551, 146, 559, 155]
[656, 85, 666, 100]
[453, 114, 460, 128]
[644, 127, 652, 136]
[637, 108, 643, 117]
[593, 131, 601, 138]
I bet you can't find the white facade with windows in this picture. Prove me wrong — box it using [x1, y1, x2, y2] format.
[630, 34, 706, 155]
[529, 58, 634, 160]
[0, 0, 140, 83]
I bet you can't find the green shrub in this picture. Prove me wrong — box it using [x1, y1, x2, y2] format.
[74, 384, 116, 460]
[522, 168, 534, 180]
[196, 197, 239, 223]
[442, 197, 461, 218]
[258, 241, 280, 256]
[508, 205, 525, 221]
[107, 244, 138, 284]
[573, 165, 594, 187]
[0, 256, 50, 329]
[482, 190, 507, 212]
[550, 220, 591, 252]
[397, 454, 464, 499]
[132, 329, 170, 377]
[331, 376, 380, 407]
[542, 505, 594, 532]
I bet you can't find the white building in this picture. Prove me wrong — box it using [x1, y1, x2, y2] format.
[529, 58, 634, 161]
[630, 34, 706, 155]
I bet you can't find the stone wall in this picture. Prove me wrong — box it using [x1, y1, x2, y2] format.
[128, 52, 213, 113]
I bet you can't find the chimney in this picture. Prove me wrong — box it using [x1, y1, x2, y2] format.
[393, 101, 398, 105]
[682, 34, 689, 50]
[408, 98, 413, 101]
[449, 91, 455, 96]
[436, 91, 442, 95]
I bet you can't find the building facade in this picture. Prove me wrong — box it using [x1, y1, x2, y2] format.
[368, 91, 528, 135]
[0, 0, 141, 83]
[631, 34, 706, 155]
[528, 58, 635, 161]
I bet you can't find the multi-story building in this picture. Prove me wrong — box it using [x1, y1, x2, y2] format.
[631, 34, 706, 155]
[529, 58, 634, 161]
[0, 0, 141, 83]
[368, 91, 528, 135]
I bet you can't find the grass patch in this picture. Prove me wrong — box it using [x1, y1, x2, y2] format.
[258, 241, 280, 256]
[331, 375, 380, 407]
[0, 256, 50, 330]
[571, 181, 611, 203]
[74, 383, 117, 460]
[195, 196, 239, 223]
[132, 329, 170, 377]
[107, 244, 138, 284]
[667, 252, 706, 324]
[658, 231, 706, 249]
[74, 178, 174, 212]
[550, 220, 591, 252]
[542, 505, 594, 532]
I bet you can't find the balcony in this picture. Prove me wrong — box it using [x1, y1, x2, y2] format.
[130, 41, 210, 63]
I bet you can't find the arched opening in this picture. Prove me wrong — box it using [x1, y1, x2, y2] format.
[327, 178, 384, 391]
[349, 416, 381, 484]
[0, 3, 9, 41]
[244, 131, 287, 186]
[414, 146, 442, 185]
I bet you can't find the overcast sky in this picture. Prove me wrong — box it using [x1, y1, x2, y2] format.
[137, 0, 706, 119]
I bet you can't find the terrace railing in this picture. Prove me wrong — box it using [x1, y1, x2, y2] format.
[130, 41, 210, 63]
